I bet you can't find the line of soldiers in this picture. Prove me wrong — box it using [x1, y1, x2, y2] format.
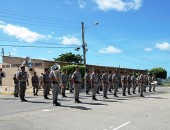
[12, 65, 157, 106]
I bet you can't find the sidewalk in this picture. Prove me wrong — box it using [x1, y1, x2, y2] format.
[0, 85, 72, 95]
[0, 85, 42, 95]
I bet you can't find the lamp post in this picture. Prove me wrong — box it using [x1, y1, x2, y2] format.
[81, 21, 98, 90]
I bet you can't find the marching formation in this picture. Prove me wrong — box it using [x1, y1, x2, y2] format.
[9, 64, 158, 106]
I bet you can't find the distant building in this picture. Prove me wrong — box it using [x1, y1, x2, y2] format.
[0, 56, 147, 86]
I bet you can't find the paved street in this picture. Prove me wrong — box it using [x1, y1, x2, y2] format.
[0, 86, 170, 130]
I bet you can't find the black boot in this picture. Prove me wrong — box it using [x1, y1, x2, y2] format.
[53, 100, 61, 106]
[75, 98, 82, 103]
[140, 94, 145, 97]
[128, 92, 132, 95]
[92, 96, 98, 100]
[62, 93, 67, 97]
[44, 95, 50, 99]
[123, 93, 126, 96]
[114, 93, 118, 97]
[133, 91, 136, 94]
[103, 96, 109, 99]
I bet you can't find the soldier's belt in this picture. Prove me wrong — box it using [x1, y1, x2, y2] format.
[75, 81, 82, 83]
[52, 81, 58, 84]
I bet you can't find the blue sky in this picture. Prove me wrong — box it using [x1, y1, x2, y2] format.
[0, 0, 170, 76]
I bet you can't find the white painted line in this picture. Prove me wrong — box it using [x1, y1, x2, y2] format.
[112, 122, 130, 130]
[41, 109, 51, 112]
[160, 106, 163, 109]
[145, 113, 150, 116]
[103, 129, 107, 130]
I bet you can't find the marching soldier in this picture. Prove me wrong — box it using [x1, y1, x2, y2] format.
[31, 72, 39, 96]
[71, 66, 82, 103]
[16, 65, 29, 102]
[39, 73, 43, 89]
[49, 64, 61, 106]
[131, 73, 137, 94]
[144, 75, 148, 93]
[102, 70, 109, 99]
[61, 69, 68, 97]
[85, 70, 91, 95]
[91, 69, 98, 100]
[121, 72, 128, 96]
[108, 70, 113, 93]
[139, 73, 145, 97]
[68, 73, 74, 93]
[127, 73, 132, 95]
[148, 74, 152, 92]
[112, 70, 119, 97]
[152, 75, 157, 92]
[136, 75, 140, 93]
[97, 70, 102, 94]
[13, 73, 19, 97]
[43, 68, 51, 99]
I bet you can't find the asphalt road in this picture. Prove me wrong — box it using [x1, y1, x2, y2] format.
[0, 86, 170, 130]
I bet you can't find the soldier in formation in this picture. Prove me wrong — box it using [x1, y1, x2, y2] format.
[16, 65, 29, 102]
[71, 66, 82, 103]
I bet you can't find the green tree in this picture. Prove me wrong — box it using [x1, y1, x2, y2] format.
[54, 52, 83, 63]
[62, 65, 85, 77]
[150, 67, 167, 79]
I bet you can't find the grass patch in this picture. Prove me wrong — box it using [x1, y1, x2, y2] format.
[162, 82, 170, 87]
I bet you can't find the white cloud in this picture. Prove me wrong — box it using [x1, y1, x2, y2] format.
[0, 22, 51, 43]
[99, 46, 122, 54]
[155, 42, 170, 51]
[58, 35, 81, 46]
[47, 50, 53, 53]
[65, 1, 71, 5]
[79, 0, 86, 8]
[93, 0, 142, 12]
[145, 48, 152, 52]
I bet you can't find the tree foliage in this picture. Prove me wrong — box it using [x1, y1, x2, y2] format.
[54, 52, 83, 63]
[62, 65, 85, 77]
[150, 67, 167, 79]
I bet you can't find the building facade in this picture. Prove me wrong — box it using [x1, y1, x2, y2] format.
[0, 56, 147, 87]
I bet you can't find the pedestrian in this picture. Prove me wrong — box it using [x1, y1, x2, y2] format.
[102, 70, 109, 99]
[148, 74, 152, 92]
[152, 75, 157, 92]
[71, 66, 82, 103]
[31, 72, 39, 96]
[108, 70, 113, 93]
[121, 72, 128, 96]
[13, 73, 19, 97]
[61, 69, 68, 97]
[68, 73, 74, 93]
[96, 70, 102, 94]
[39, 73, 43, 89]
[91, 69, 98, 100]
[139, 73, 145, 97]
[49, 64, 61, 106]
[85, 70, 91, 95]
[112, 70, 119, 97]
[16, 65, 29, 102]
[131, 73, 137, 94]
[43, 68, 51, 99]
[127, 73, 132, 95]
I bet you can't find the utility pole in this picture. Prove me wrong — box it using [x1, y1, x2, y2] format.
[82, 22, 86, 66]
[82, 22, 87, 91]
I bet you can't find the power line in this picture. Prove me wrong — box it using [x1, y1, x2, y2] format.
[0, 44, 76, 49]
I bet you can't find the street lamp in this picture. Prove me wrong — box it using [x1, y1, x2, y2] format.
[81, 21, 98, 90]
